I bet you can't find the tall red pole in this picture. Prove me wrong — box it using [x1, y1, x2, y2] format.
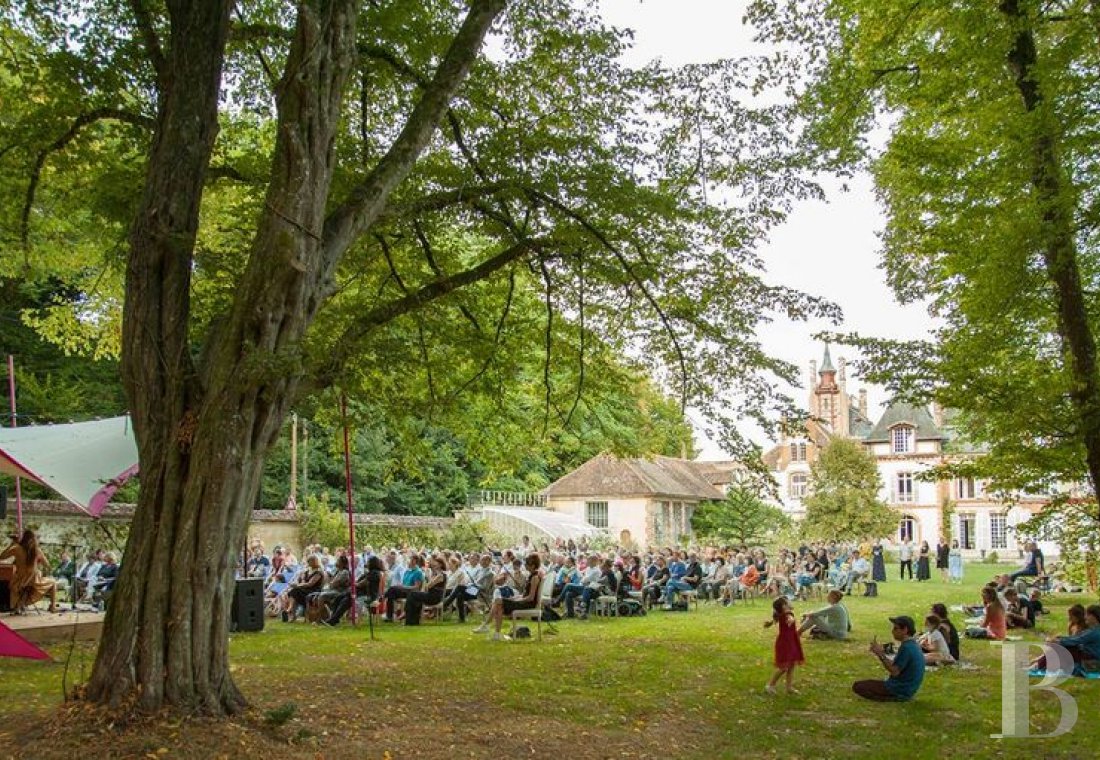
[7, 355, 22, 534]
[340, 393, 358, 624]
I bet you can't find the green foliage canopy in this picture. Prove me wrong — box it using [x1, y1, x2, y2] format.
[802, 437, 896, 541]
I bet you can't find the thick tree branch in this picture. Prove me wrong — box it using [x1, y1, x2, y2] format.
[128, 0, 167, 83]
[319, 0, 506, 273]
[316, 237, 539, 386]
[539, 257, 555, 436]
[413, 219, 482, 332]
[21, 108, 155, 248]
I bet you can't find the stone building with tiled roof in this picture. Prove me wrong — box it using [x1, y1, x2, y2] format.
[541, 453, 730, 547]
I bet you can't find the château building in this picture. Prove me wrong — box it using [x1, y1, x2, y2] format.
[763, 347, 1056, 557]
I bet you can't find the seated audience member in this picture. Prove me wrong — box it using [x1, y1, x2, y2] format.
[1003, 588, 1034, 629]
[455, 554, 496, 623]
[965, 586, 1007, 640]
[52, 552, 76, 592]
[553, 555, 580, 599]
[1066, 604, 1088, 636]
[560, 554, 603, 618]
[246, 547, 271, 579]
[918, 614, 956, 665]
[89, 552, 120, 609]
[324, 555, 385, 626]
[852, 615, 926, 702]
[962, 582, 1000, 617]
[641, 556, 670, 609]
[1033, 604, 1100, 673]
[798, 590, 850, 640]
[700, 558, 730, 601]
[382, 554, 425, 622]
[74, 551, 104, 601]
[795, 556, 821, 600]
[478, 553, 544, 641]
[404, 556, 448, 626]
[283, 554, 325, 622]
[840, 551, 870, 595]
[310, 554, 351, 612]
[1028, 589, 1047, 617]
[1009, 540, 1044, 584]
[931, 603, 961, 662]
[663, 552, 701, 607]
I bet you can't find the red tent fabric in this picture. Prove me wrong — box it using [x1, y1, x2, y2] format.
[0, 620, 50, 660]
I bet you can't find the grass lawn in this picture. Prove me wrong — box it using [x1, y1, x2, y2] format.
[1, 563, 1097, 759]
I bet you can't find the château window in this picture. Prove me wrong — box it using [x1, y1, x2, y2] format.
[990, 514, 1007, 550]
[789, 473, 809, 498]
[892, 425, 914, 454]
[955, 477, 976, 500]
[789, 442, 807, 462]
[895, 472, 915, 503]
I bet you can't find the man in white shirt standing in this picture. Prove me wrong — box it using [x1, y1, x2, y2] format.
[898, 540, 914, 581]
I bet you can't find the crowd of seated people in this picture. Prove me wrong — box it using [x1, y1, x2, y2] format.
[243, 536, 913, 630]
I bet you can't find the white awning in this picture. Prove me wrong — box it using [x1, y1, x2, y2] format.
[0, 416, 138, 517]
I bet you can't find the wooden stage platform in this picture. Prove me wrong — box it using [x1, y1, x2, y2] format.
[3, 607, 105, 646]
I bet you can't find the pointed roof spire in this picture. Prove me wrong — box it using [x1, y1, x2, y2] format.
[820, 344, 835, 374]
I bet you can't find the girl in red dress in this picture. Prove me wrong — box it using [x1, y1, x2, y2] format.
[764, 596, 805, 694]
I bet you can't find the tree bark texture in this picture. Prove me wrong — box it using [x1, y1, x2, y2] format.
[1001, 0, 1100, 519]
[88, 0, 506, 714]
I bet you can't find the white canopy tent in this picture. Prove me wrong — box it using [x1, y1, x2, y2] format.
[0, 416, 138, 517]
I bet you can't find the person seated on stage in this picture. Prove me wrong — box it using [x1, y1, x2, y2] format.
[382, 553, 425, 622]
[404, 556, 448, 626]
[918, 614, 956, 666]
[282, 554, 324, 623]
[798, 590, 850, 640]
[52, 551, 76, 594]
[0, 529, 60, 613]
[91, 550, 119, 597]
[324, 555, 385, 626]
[480, 553, 544, 641]
[73, 551, 103, 602]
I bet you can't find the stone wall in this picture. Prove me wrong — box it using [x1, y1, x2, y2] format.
[2, 500, 454, 557]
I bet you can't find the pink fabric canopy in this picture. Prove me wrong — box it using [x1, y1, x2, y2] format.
[0, 620, 50, 660]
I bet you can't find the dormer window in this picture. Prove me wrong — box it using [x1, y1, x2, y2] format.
[789, 442, 807, 462]
[892, 425, 914, 454]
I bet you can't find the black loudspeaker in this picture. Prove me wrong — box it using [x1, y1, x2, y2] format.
[0, 581, 10, 613]
[230, 577, 264, 632]
[0, 485, 7, 520]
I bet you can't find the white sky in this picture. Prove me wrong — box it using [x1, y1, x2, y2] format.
[596, 0, 937, 457]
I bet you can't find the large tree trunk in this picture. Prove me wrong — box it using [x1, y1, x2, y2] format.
[1002, 1, 1100, 521]
[87, 0, 506, 715]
